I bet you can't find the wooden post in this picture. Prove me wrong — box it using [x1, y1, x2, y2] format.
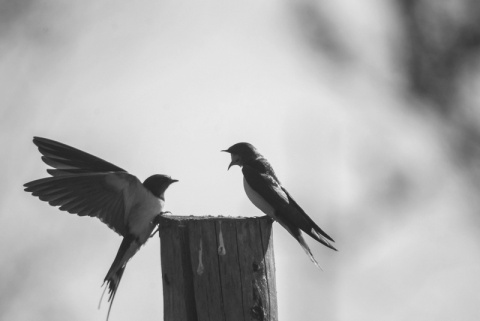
[158, 215, 277, 321]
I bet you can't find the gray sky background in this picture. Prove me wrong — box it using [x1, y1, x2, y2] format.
[1, 1, 479, 321]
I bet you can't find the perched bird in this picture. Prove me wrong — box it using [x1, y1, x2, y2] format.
[222, 142, 336, 268]
[24, 137, 177, 320]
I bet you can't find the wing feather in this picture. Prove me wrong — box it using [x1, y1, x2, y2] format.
[281, 188, 335, 243]
[33, 137, 126, 175]
[23, 173, 140, 236]
[243, 165, 336, 251]
[242, 165, 290, 210]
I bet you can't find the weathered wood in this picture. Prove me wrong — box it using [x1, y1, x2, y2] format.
[158, 215, 277, 321]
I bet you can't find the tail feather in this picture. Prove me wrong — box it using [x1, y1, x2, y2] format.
[105, 236, 136, 281]
[296, 233, 323, 271]
[101, 266, 126, 321]
[275, 215, 324, 269]
[308, 229, 338, 251]
[100, 235, 138, 321]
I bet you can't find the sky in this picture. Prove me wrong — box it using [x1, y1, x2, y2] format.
[1, 1, 480, 321]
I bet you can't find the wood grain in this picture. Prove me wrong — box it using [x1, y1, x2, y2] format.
[159, 215, 277, 321]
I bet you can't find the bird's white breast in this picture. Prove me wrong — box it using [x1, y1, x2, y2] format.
[126, 184, 163, 242]
[243, 177, 275, 217]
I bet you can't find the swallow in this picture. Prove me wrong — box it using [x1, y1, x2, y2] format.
[223, 142, 336, 268]
[23, 137, 177, 320]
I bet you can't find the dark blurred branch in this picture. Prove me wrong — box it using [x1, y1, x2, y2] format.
[397, 0, 480, 114]
[290, 0, 480, 172]
[396, 0, 480, 168]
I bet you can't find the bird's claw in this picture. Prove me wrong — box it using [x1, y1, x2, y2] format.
[149, 211, 173, 237]
[150, 226, 160, 238]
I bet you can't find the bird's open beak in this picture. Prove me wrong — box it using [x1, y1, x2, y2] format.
[221, 150, 233, 170]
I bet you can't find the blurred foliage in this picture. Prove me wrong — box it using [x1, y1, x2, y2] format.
[293, 0, 480, 178]
[397, 0, 480, 112]
[396, 0, 480, 169]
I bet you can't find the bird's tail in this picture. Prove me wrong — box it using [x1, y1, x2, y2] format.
[296, 233, 323, 271]
[308, 229, 337, 252]
[99, 235, 139, 321]
[275, 217, 324, 270]
[100, 266, 126, 321]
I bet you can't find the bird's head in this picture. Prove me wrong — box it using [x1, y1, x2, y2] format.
[222, 142, 260, 170]
[143, 174, 178, 198]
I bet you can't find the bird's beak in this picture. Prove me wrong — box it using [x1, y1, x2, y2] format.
[221, 150, 232, 170]
[170, 179, 179, 183]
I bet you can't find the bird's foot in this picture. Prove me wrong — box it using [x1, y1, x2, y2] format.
[150, 226, 160, 238]
[150, 214, 161, 238]
[149, 212, 173, 238]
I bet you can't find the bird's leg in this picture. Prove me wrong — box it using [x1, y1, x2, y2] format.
[149, 212, 172, 237]
[149, 215, 161, 238]
[150, 227, 160, 238]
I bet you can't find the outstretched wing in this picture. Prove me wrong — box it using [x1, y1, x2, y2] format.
[24, 171, 143, 236]
[33, 136, 126, 176]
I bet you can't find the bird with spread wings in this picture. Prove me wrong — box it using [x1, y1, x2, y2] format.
[24, 137, 177, 320]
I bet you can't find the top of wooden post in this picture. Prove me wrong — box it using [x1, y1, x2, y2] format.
[158, 214, 277, 321]
[159, 214, 273, 221]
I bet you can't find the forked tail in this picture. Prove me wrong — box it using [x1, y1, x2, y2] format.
[99, 235, 138, 321]
[100, 266, 126, 321]
[296, 233, 323, 271]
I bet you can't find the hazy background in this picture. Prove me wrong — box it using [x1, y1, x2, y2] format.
[2, 0, 480, 320]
